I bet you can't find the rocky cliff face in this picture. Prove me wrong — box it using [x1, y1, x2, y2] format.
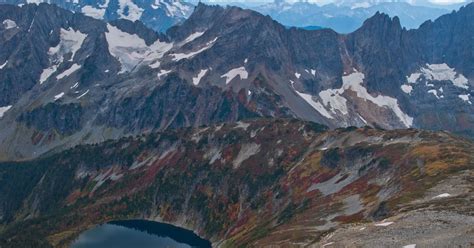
[0, 119, 472, 247]
[0, 3, 473, 161]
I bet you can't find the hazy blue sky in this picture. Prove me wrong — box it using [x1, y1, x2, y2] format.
[422, 0, 466, 4]
[203, 0, 468, 5]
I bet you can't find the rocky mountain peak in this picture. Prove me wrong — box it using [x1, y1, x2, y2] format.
[173, 3, 270, 30]
[168, 3, 281, 46]
[0, 1, 473, 162]
[358, 11, 403, 34]
[459, 1, 474, 12]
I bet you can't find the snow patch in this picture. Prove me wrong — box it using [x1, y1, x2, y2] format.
[192, 69, 208, 85]
[319, 88, 348, 115]
[81, 6, 106, 19]
[406, 72, 422, 84]
[76, 89, 89, 99]
[148, 60, 161, 69]
[40, 67, 56, 84]
[159, 0, 192, 17]
[54, 92, 64, 101]
[184, 31, 205, 43]
[40, 28, 87, 84]
[56, 64, 81, 80]
[408, 63, 469, 89]
[374, 221, 394, 227]
[0, 105, 12, 118]
[427, 89, 440, 99]
[235, 121, 250, 130]
[221, 66, 248, 84]
[157, 69, 172, 79]
[342, 71, 413, 127]
[315, 71, 413, 127]
[433, 193, 452, 199]
[422, 64, 469, 89]
[170, 37, 217, 61]
[296, 90, 333, 119]
[295, 72, 301, 79]
[401, 84, 413, 94]
[458, 94, 472, 104]
[2, 19, 17, 29]
[50, 28, 87, 62]
[105, 24, 172, 72]
[0, 61, 7, 69]
[117, 0, 144, 21]
[105, 23, 147, 69]
[358, 114, 368, 124]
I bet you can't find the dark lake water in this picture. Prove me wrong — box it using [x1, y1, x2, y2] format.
[71, 220, 212, 248]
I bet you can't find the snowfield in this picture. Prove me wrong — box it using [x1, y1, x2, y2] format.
[311, 71, 413, 127]
[193, 69, 209, 85]
[40, 28, 87, 84]
[0, 105, 12, 118]
[105, 24, 172, 72]
[221, 66, 249, 84]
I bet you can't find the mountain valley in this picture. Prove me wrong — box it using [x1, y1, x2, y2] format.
[0, 119, 473, 247]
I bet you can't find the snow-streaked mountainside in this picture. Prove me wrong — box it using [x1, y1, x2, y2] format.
[0, 0, 193, 32]
[247, 0, 456, 32]
[0, 3, 473, 247]
[0, 2, 473, 161]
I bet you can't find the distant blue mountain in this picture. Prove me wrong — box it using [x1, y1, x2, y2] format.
[285, 25, 325, 30]
[241, 1, 457, 33]
[300, 25, 324, 31]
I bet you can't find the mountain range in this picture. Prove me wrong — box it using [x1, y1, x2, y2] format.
[1, 0, 470, 33]
[0, 2, 473, 247]
[0, 2, 473, 161]
[246, 0, 459, 33]
[0, 0, 193, 32]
